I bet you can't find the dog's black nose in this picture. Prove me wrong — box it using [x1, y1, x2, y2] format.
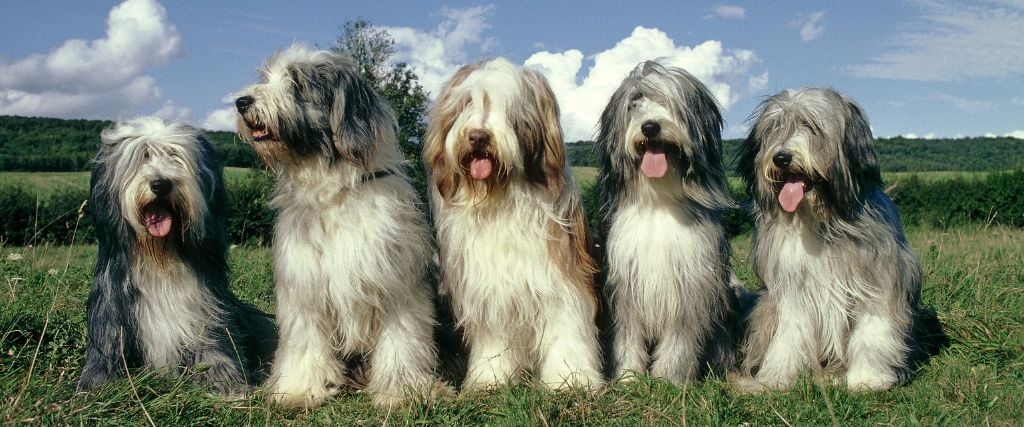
[468, 129, 491, 147]
[235, 96, 254, 113]
[772, 152, 793, 168]
[641, 121, 660, 138]
[150, 179, 172, 196]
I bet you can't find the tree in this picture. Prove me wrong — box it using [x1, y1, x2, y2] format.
[332, 19, 430, 195]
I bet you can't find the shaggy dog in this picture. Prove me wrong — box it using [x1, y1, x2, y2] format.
[78, 117, 274, 395]
[234, 44, 441, 407]
[424, 58, 603, 390]
[596, 61, 741, 385]
[735, 88, 923, 391]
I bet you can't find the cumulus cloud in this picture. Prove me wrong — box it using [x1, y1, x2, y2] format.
[201, 107, 238, 131]
[705, 5, 747, 20]
[794, 12, 826, 41]
[384, 5, 497, 96]
[848, 0, 1024, 80]
[525, 27, 763, 140]
[1004, 130, 1024, 139]
[199, 95, 238, 131]
[0, 0, 181, 119]
[384, 7, 764, 141]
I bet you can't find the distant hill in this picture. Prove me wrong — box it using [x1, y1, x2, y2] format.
[0, 115, 257, 171]
[566, 136, 1024, 173]
[2, 115, 1023, 172]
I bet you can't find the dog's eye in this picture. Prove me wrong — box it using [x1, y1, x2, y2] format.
[143, 151, 150, 161]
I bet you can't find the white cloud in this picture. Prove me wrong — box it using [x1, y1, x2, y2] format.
[932, 93, 994, 112]
[705, 5, 747, 20]
[984, 132, 998, 138]
[384, 5, 496, 97]
[525, 27, 763, 140]
[0, 0, 181, 119]
[152, 101, 192, 122]
[200, 94, 238, 131]
[201, 108, 237, 131]
[923, 132, 936, 139]
[848, 0, 1024, 81]
[747, 71, 769, 93]
[903, 133, 920, 139]
[387, 10, 763, 141]
[794, 12, 826, 41]
[1004, 130, 1024, 139]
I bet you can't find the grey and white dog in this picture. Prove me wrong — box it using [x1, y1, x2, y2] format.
[78, 117, 274, 395]
[596, 61, 741, 385]
[235, 44, 442, 408]
[735, 88, 923, 391]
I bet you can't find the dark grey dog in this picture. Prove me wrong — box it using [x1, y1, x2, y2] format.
[735, 88, 923, 391]
[596, 61, 741, 385]
[77, 117, 274, 395]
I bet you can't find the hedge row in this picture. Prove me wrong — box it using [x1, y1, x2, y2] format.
[1, 170, 1022, 247]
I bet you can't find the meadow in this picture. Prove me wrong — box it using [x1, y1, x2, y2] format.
[1, 222, 1021, 425]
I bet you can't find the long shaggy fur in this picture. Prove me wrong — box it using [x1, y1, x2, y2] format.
[596, 61, 741, 385]
[424, 58, 603, 390]
[735, 88, 923, 391]
[235, 44, 441, 407]
[78, 117, 274, 395]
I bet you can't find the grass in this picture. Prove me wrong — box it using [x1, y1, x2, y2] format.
[1, 225, 1021, 425]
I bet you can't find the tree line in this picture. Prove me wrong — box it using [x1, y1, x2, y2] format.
[3, 115, 1022, 174]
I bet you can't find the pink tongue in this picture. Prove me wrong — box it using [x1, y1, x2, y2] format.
[144, 209, 173, 238]
[641, 148, 668, 178]
[779, 179, 806, 213]
[469, 157, 493, 180]
[252, 129, 268, 139]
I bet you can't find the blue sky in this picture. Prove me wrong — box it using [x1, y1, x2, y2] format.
[1, 0, 1022, 140]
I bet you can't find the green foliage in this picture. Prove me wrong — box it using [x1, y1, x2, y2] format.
[224, 170, 276, 246]
[2, 226, 1022, 424]
[890, 170, 1024, 227]
[0, 116, 260, 171]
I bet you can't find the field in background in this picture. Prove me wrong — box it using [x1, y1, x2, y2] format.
[1, 167, 994, 195]
[1, 225, 1021, 424]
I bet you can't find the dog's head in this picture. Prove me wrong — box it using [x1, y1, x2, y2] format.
[424, 58, 567, 204]
[92, 117, 221, 248]
[234, 44, 397, 170]
[597, 61, 731, 210]
[739, 87, 882, 220]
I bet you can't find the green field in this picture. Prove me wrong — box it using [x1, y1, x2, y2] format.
[1, 225, 1021, 424]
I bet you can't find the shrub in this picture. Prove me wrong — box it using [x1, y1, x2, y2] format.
[0, 170, 1020, 246]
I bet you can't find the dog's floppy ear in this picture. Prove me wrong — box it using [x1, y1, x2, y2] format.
[672, 67, 733, 211]
[737, 102, 765, 200]
[516, 68, 566, 198]
[840, 96, 882, 190]
[323, 56, 395, 166]
[424, 63, 477, 201]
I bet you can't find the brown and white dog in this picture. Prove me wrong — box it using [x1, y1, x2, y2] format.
[424, 58, 603, 390]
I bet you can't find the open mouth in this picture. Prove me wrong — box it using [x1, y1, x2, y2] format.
[637, 140, 680, 178]
[245, 120, 273, 142]
[462, 152, 494, 181]
[142, 201, 175, 238]
[778, 174, 811, 213]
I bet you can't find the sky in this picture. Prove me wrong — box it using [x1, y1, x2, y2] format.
[1, 0, 1022, 141]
